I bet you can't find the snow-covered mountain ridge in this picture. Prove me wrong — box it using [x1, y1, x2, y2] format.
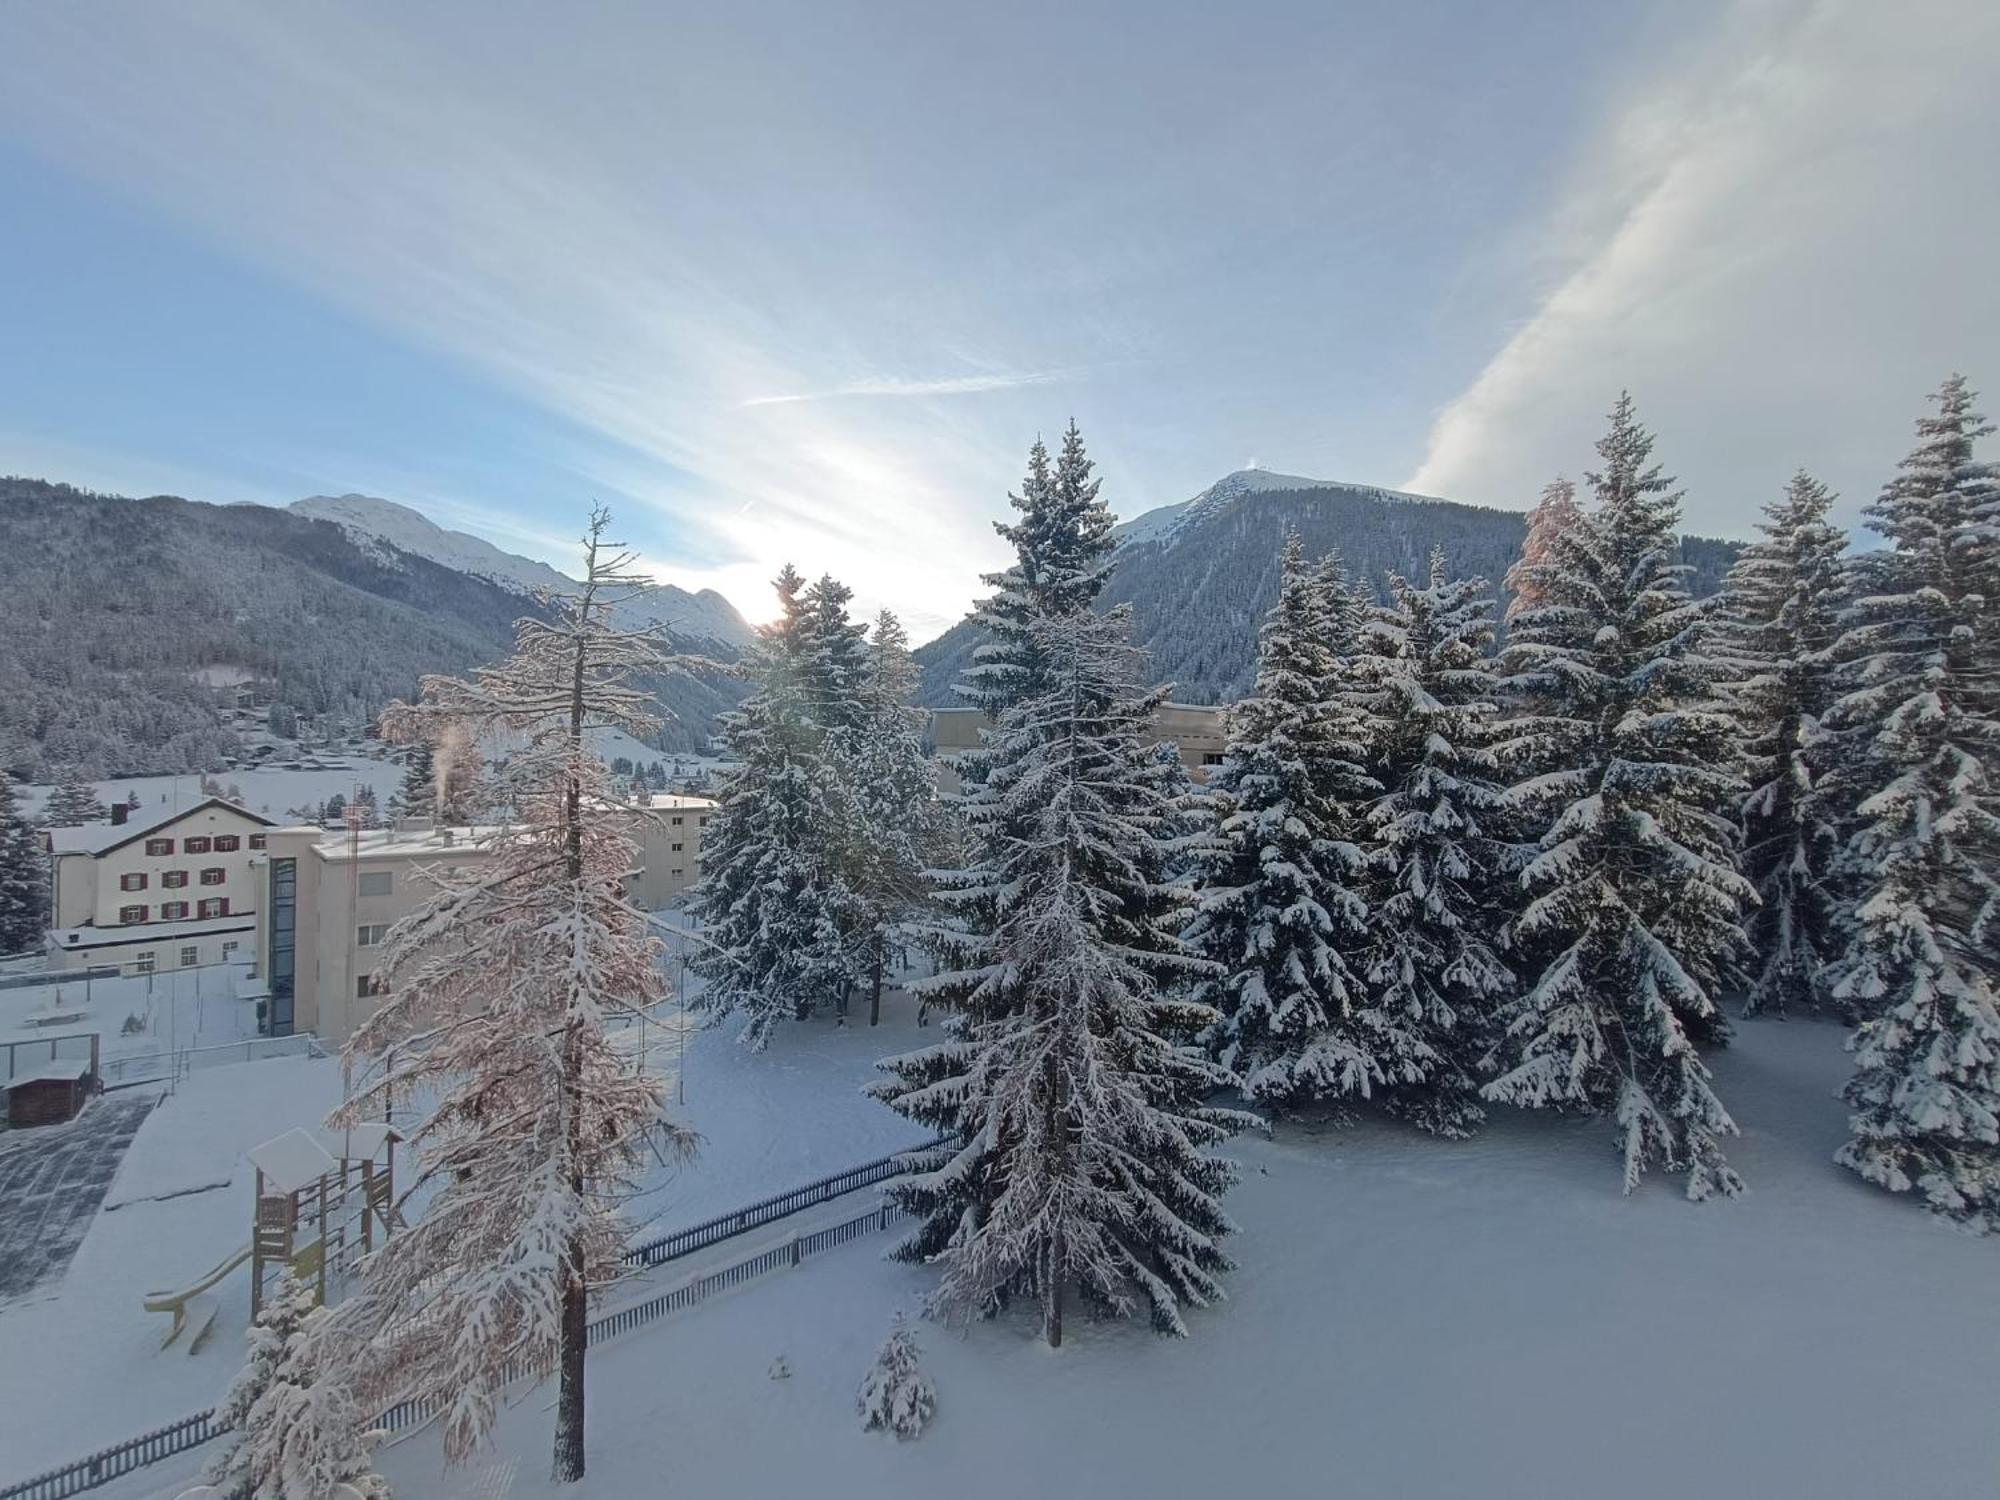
[291, 493, 753, 650]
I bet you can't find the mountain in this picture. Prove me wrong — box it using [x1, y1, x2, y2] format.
[914, 469, 1741, 706]
[0, 478, 746, 779]
[291, 493, 753, 652]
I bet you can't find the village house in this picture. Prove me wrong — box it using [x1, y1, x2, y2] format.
[42, 798, 277, 975]
[926, 701, 1231, 794]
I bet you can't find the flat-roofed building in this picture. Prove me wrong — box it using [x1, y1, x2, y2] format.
[42, 798, 276, 974]
[252, 796, 716, 1043]
[927, 702, 1231, 794]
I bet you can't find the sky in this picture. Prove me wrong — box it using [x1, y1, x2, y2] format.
[1, 0, 1993, 640]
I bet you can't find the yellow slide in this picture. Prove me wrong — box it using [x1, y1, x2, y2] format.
[144, 1245, 251, 1352]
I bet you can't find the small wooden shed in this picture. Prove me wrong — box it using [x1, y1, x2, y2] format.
[5, 1059, 96, 1127]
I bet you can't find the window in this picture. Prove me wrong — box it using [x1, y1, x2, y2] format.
[221, 941, 238, 960]
[183, 836, 212, 854]
[200, 868, 226, 885]
[213, 835, 241, 852]
[119, 903, 148, 923]
[1202, 752, 1225, 767]
[671, 868, 684, 878]
[162, 870, 188, 889]
[672, 815, 683, 826]
[134, 952, 155, 974]
[197, 897, 230, 919]
[356, 973, 390, 999]
[357, 924, 389, 947]
[358, 871, 393, 897]
[671, 842, 683, 852]
[159, 901, 190, 920]
[145, 838, 175, 856]
[119, 872, 148, 891]
[248, 834, 267, 850]
[179, 946, 199, 968]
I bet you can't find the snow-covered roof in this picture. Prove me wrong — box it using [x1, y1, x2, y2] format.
[45, 798, 275, 857]
[46, 913, 257, 950]
[327, 1120, 401, 1160]
[7, 1059, 93, 1085]
[636, 794, 719, 811]
[249, 1128, 337, 1194]
[307, 823, 504, 860]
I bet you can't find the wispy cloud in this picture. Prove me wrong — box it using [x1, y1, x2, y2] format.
[1406, 0, 2000, 536]
[740, 369, 1079, 408]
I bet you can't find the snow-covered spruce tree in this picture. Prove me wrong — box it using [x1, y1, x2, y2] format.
[874, 425, 1247, 1346]
[1350, 549, 1513, 1137]
[836, 609, 947, 1026]
[1504, 477, 1581, 622]
[42, 769, 106, 827]
[207, 1272, 388, 1500]
[1714, 471, 1850, 1018]
[1185, 533, 1378, 1116]
[856, 1312, 936, 1440]
[388, 740, 435, 820]
[1823, 376, 2000, 1229]
[0, 770, 49, 954]
[689, 565, 859, 1045]
[1485, 394, 1752, 1198]
[326, 510, 695, 1483]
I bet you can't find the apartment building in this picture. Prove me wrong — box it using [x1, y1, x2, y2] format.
[926, 701, 1231, 793]
[253, 796, 716, 1043]
[42, 798, 277, 974]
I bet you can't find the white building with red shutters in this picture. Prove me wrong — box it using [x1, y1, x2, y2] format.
[42, 797, 276, 974]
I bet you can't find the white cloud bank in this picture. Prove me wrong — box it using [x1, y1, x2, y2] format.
[1407, 0, 2000, 536]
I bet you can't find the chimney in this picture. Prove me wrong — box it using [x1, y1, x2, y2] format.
[110, 804, 129, 826]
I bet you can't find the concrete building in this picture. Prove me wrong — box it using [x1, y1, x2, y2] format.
[252, 796, 716, 1044]
[43, 798, 277, 974]
[926, 702, 1231, 793]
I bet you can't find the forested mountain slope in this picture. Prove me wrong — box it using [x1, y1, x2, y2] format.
[0, 478, 744, 777]
[915, 470, 1740, 705]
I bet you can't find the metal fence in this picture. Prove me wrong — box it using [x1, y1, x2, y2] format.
[99, 1033, 322, 1089]
[0, 1140, 939, 1500]
[624, 1134, 946, 1269]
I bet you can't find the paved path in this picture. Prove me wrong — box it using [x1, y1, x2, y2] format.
[0, 1091, 157, 1302]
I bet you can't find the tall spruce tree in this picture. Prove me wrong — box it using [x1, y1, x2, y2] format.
[1485, 394, 1751, 1198]
[1351, 550, 1513, 1137]
[838, 609, 948, 1025]
[43, 770, 107, 827]
[690, 566, 857, 1045]
[0, 771, 48, 953]
[1715, 471, 1850, 1017]
[873, 426, 1247, 1346]
[1825, 376, 2000, 1230]
[390, 740, 436, 820]
[1186, 534, 1377, 1114]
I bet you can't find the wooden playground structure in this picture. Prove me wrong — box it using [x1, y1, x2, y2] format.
[144, 1121, 401, 1351]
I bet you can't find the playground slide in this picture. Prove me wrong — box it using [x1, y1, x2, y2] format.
[144, 1244, 251, 1352]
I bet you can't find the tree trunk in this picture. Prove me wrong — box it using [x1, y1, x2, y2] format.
[553, 1239, 588, 1481]
[1044, 1233, 1064, 1349]
[554, 545, 593, 1483]
[869, 941, 885, 1026]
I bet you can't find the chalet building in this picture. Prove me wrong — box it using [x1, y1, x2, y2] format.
[42, 798, 277, 974]
[926, 702, 1231, 794]
[251, 797, 715, 1043]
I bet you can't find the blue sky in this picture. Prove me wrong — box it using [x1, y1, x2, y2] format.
[2, 0, 1994, 637]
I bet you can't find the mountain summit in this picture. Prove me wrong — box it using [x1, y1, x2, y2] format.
[915, 467, 1738, 707]
[292, 493, 753, 651]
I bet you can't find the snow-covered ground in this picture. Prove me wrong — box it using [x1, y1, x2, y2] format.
[0, 990, 921, 1482]
[377, 1021, 1993, 1500]
[21, 758, 406, 827]
[12, 1014, 1997, 1498]
[1, 962, 262, 1085]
